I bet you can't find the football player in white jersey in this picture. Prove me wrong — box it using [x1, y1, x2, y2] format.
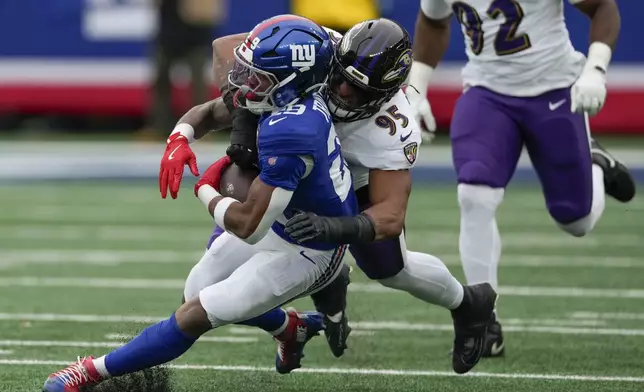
[405, 0, 635, 357]
[163, 18, 498, 374]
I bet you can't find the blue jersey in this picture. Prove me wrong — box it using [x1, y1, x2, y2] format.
[257, 92, 358, 250]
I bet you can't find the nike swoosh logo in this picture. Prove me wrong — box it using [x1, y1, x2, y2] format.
[269, 117, 287, 126]
[549, 99, 566, 111]
[490, 341, 505, 356]
[400, 131, 413, 142]
[168, 145, 181, 160]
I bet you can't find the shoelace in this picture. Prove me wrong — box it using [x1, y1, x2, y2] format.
[53, 357, 91, 387]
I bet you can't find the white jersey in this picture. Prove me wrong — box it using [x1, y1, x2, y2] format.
[334, 90, 422, 190]
[421, 0, 587, 96]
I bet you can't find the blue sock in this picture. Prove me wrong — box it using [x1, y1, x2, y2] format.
[237, 308, 286, 333]
[104, 313, 196, 377]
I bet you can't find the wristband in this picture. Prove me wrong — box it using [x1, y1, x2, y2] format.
[197, 184, 220, 210]
[214, 197, 240, 231]
[585, 42, 612, 74]
[407, 61, 434, 97]
[170, 123, 196, 144]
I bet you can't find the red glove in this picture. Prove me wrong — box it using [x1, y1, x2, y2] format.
[194, 156, 233, 197]
[159, 133, 200, 199]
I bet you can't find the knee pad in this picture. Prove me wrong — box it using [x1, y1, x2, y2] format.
[458, 183, 504, 215]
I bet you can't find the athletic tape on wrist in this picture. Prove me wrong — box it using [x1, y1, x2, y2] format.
[170, 123, 196, 144]
[214, 197, 240, 231]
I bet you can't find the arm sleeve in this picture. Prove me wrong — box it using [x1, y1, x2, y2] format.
[259, 155, 309, 191]
[420, 0, 453, 19]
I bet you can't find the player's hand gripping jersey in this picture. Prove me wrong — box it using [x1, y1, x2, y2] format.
[258, 92, 357, 250]
[422, 0, 587, 96]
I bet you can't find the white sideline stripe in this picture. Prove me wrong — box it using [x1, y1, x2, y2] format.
[1, 359, 643, 382]
[571, 312, 644, 321]
[3, 249, 644, 269]
[1, 277, 644, 299]
[0, 313, 638, 337]
[0, 60, 642, 89]
[104, 333, 258, 343]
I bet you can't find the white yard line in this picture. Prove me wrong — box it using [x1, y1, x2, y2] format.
[1, 249, 642, 269]
[2, 224, 642, 247]
[570, 312, 644, 321]
[0, 336, 257, 349]
[0, 350, 13, 355]
[1, 359, 643, 382]
[0, 277, 643, 299]
[0, 340, 123, 348]
[0, 313, 637, 337]
[226, 327, 376, 337]
[104, 333, 258, 343]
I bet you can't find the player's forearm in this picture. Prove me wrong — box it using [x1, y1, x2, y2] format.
[412, 12, 450, 69]
[202, 191, 262, 242]
[363, 202, 406, 241]
[212, 33, 247, 90]
[576, 0, 620, 49]
[176, 99, 232, 141]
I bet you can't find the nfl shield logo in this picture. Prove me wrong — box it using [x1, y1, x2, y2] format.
[403, 142, 418, 165]
[268, 157, 278, 166]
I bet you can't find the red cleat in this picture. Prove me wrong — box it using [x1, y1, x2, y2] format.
[43, 356, 104, 391]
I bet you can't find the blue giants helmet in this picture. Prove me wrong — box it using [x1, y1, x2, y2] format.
[228, 15, 335, 114]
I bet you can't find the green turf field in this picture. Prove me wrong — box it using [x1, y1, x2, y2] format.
[0, 182, 643, 391]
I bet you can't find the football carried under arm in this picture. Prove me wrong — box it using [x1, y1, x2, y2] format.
[195, 153, 312, 245]
[570, 0, 620, 115]
[195, 161, 293, 245]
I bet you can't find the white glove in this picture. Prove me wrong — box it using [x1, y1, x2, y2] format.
[405, 86, 436, 142]
[571, 42, 612, 117]
[405, 61, 437, 143]
[571, 67, 606, 116]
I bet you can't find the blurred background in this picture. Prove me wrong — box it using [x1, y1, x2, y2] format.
[1, 3, 644, 388]
[0, 0, 642, 139]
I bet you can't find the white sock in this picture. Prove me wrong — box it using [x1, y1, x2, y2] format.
[92, 355, 111, 378]
[457, 184, 504, 290]
[557, 164, 606, 237]
[379, 251, 464, 310]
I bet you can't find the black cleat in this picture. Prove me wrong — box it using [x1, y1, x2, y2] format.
[323, 311, 352, 358]
[481, 313, 505, 357]
[310, 263, 352, 357]
[591, 139, 636, 203]
[450, 283, 497, 374]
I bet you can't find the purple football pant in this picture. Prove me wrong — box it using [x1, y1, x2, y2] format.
[450, 86, 593, 224]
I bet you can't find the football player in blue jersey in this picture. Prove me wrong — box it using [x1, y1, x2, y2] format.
[43, 15, 357, 391]
[156, 19, 497, 375]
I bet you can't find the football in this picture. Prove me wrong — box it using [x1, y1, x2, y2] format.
[219, 163, 259, 202]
